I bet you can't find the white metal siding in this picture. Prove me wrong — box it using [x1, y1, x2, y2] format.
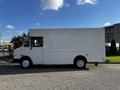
[28, 28, 105, 64]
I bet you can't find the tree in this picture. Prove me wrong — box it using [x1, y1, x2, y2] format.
[110, 39, 117, 56]
[10, 33, 27, 49]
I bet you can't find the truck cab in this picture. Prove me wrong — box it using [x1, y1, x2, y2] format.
[14, 35, 44, 68]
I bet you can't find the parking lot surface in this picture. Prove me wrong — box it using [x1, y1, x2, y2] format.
[0, 60, 120, 90]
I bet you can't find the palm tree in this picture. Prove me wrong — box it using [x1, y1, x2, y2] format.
[110, 39, 117, 56]
[11, 33, 27, 49]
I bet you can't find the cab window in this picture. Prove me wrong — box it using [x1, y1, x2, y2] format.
[24, 39, 29, 47]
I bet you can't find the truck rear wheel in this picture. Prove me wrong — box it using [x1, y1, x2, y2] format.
[20, 58, 32, 69]
[74, 57, 87, 69]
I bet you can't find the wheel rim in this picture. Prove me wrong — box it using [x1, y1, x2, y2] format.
[77, 60, 85, 68]
[22, 60, 30, 68]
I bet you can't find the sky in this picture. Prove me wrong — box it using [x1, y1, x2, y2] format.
[0, 0, 120, 41]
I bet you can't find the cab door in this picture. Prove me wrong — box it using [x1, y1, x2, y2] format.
[30, 37, 44, 64]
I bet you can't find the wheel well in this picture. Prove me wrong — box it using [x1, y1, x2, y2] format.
[20, 56, 33, 64]
[73, 55, 87, 64]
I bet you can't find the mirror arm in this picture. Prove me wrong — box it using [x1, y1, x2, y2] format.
[30, 46, 32, 50]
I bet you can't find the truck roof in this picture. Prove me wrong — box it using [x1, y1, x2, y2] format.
[28, 28, 104, 36]
[29, 28, 103, 31]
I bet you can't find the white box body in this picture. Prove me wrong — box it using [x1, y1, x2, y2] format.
[14, 28, 105, 65]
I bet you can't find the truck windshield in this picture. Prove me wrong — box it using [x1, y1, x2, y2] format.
[23, 39, 29, 47]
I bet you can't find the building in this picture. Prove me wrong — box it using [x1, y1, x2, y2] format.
[105, 23, 120, 51]
[0, 40, 12, 49]
[105, 23, 120, 43]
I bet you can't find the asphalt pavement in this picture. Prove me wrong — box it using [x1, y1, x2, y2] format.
[0, 59, 120, 90]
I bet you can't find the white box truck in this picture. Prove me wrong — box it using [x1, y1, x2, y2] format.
[13, 28, 105, 69]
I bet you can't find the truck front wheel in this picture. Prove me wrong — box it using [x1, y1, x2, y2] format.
[20, 59, 32, 69]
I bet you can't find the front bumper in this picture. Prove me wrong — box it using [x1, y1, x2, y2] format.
[12, 59, 20, 63]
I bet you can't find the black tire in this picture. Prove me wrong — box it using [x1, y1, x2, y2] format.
[20, 58, 32, 69]
[74, 58, 86, 69]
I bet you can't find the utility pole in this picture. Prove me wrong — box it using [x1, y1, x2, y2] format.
[0, 33, 1, 42]
[0, 33, 2, 47]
